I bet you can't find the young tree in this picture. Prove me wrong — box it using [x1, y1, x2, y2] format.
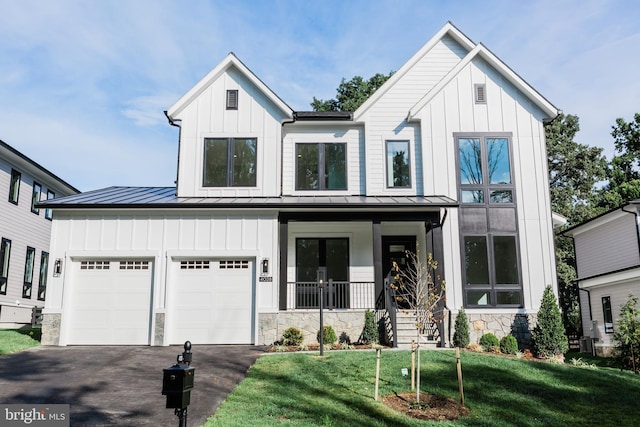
[613, 294, 640, 374]
[390, 251, 446, 403]
[531, 285, 569, 358]
[311, 72, 394, 112]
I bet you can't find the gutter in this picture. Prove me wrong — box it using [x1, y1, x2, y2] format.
[164, 110, 182, 197]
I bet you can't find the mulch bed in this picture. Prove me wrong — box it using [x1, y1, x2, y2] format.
[382, 392, 470, 421]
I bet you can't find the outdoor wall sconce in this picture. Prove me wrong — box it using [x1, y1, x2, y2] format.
[53, 258, 63, 277]
[261, 258, 269, 274]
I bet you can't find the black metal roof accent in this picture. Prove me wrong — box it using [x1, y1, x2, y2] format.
[293, 111, 353, 121]
[36, 186, 458, 211]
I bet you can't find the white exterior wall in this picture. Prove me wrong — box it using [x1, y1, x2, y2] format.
[174, 66, 286, 198]
[44, 210, 280, 343]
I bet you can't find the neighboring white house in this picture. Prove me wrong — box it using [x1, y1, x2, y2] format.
[40, 22, 559, 347]
[562, 201, 640, 356]
[0, 139, 79, 327]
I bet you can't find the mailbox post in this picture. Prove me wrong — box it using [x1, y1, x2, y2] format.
[162, 341, 195, 427]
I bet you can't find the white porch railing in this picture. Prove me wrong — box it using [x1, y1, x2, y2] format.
[286, 281, 376, 310]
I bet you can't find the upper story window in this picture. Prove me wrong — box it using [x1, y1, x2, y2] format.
[458, 136, 513, 204]
[203, 138, 257, 187]
[45, 190, 55, 220]
[226, 90, 238, 110]
[9, 169, 21, 205]
[385, 140, 411, 188]
[0, 238, 11, 295]
[38, 251, 49, 301]
[31, 182, 42, 214]
[23, 246, 35, 299]
[296, 143, 346, 191]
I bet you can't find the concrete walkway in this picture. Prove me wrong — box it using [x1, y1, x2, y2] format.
[0, 344, 265, 426]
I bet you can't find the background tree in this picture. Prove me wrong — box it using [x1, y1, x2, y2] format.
[311, 72, 394, 112]
[613, 294, 640, 374]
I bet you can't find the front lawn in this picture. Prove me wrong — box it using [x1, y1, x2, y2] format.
[0, 328, 41, 355]
[206, 349, 640, 426]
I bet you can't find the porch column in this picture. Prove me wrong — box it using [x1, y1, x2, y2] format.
[279, 217, 288, 310]
[373, 220, 383, 307]
[426, 219, 448, 347]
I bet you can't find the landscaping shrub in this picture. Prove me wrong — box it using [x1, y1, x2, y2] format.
[479, 333, 499, 351]
[467, 343, 483, 353]
[500, 334, 519, 354]
[282, 327, 304, 346]
[339, 332, 351, 344]
[317, 326, 337, 345]
[361, 309, 379, 344]
[453, 308, 470, 348]
[613, 294, 640, 374]
[531, 285, 568, 358]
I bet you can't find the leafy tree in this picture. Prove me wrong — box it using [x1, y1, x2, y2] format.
[531, 286, 569, 358]
[452, 308, 470, 348]
[311, 72, 394, 112]
[613, 294, 640, 374]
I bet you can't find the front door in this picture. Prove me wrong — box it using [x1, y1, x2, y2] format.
[381, 236, 417, 278]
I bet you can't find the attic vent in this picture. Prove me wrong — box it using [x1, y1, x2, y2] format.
[80, 261, 110, 270]
[220, 260, 249, 269]
[226, 89, 238, 110]
[180, 260, 210, 270]
[474, 84, 486, 104]
[119, 261, 150, 270]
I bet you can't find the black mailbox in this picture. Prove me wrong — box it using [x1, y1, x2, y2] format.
[162, 363, 195, 409]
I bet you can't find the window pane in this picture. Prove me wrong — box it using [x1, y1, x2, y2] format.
[461, 190, 484, 203]
[45, 190, 55, 220]
[325, 239, 349, 281]
[9, 170, 20, 204]
[494, 236, 519, 284]
[386, 141, 410, 187]
[31, 183, 41, 214]
[467, 290, 491, 306]
[496, 291, 520, 305]
[203, 139, 229, 186]
[233, 138, 257, 186]
[464, 236, 489, 285]
[38, 252, 49, 301]
[602, 296, 613, 333]
[296, 239, 319, 282]
[324, 144, 347, 190]
[490, 190, 513, 203]
[459, 138, 482, 185]
[487, 138, 511, 184]
[296, 144, 319, 190]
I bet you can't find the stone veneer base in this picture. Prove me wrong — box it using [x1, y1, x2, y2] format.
[41, 313, 61, 346]
[460, 312, 538, 350]
[258, 311, 368, 345]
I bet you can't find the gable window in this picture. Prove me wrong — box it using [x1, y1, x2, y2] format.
[0, 238, 10, 295]
[226, 90, 238, 110]
[296, 143, 346, 190]
[9, 169, 21, 204]
[23, 247, 35, 298]
[203, 138, 257, 187]
[458, 136, 513, 204]
[386, 140, 411, 188]
[31, 182, 42, 214]
[45, 190, 55, 220]
[37, 251, 49, 301]
[602, 296, 614, 333]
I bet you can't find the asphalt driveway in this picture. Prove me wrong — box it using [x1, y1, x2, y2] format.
[0, 344, 265, 426]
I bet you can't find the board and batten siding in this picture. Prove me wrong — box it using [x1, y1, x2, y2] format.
[44, 210, 280, 316]
[175, 66, 287, 198]
[574, 213, 640, 279]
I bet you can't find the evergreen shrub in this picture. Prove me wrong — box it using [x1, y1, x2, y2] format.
[361, 310, 379, 344]
[317, 326, 337, 345]
[500, 335, 519, 354]
[479, 333, 499, 351]
[282, 327, 304, 346]
[531, 285, 569, 358]
[453, 309, 470, 348]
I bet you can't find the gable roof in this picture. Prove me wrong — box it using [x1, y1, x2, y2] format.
[167, 52, 293, 120]
[561, 200, 640, 237]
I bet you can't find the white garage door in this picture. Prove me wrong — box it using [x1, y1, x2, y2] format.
[169, 259, 254, 345]
[66, 260, 152, 345]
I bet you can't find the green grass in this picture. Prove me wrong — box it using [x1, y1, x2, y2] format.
[205, 350, 640, 426]
[0, 328, 41, 355]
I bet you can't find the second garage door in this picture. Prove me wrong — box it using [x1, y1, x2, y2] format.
[169, 259, 254, 344]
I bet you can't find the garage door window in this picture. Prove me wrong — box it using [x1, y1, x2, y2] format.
[81, 261, 110, 270]
[181, 261, 210, 270]
[119, 261, 149, 270]
[220, 260, 249, 269]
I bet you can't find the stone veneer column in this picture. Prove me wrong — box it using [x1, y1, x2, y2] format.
[41, 313, 61, 346]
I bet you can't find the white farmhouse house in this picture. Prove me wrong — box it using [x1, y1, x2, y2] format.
[0, 139, 79, 327]
[562, 201, 640, 356]
[40, 22, 559, 347]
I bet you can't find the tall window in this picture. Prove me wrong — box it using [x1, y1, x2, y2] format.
[9, 169, 21, 204]
[0, 238, 11, 295]
[602, 296, 614, 333]
[296, 143, 347, 190]
[23, 247, 35, 298]
[31, 182, 42, 214]
[38, 252, 49, 301]
[458, 136, 513, 204]
[386, 140, 411, 188]
[45, 190, 55, 220]
[203, 138, 257, 187]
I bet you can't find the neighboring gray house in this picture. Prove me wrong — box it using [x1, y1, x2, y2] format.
[40, 22, 559, 347]
[562, 201, 640, 356]
[0, 139, 79, 327]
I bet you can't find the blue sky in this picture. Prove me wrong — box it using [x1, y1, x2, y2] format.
[1, 0, 638, 191]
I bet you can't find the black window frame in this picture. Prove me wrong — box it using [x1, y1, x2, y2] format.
[0, 238, 11, 295]
[23, 246, 35, 298]
[295, 142, 348, 191]
[37, 251, 49, 301]
[602, 296, 614, 334]
[31, 182, 42, 214]
[203, 137, 257, 187]
[45, 190, 55, 220]
[385, 140, 412, 188]
[9, 169, 21, 205]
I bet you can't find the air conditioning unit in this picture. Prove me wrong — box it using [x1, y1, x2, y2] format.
[579, 337, 593, 354]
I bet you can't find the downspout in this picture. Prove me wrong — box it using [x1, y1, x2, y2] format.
[621, 203, 640, 256]
[164, 110, 182, 196]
